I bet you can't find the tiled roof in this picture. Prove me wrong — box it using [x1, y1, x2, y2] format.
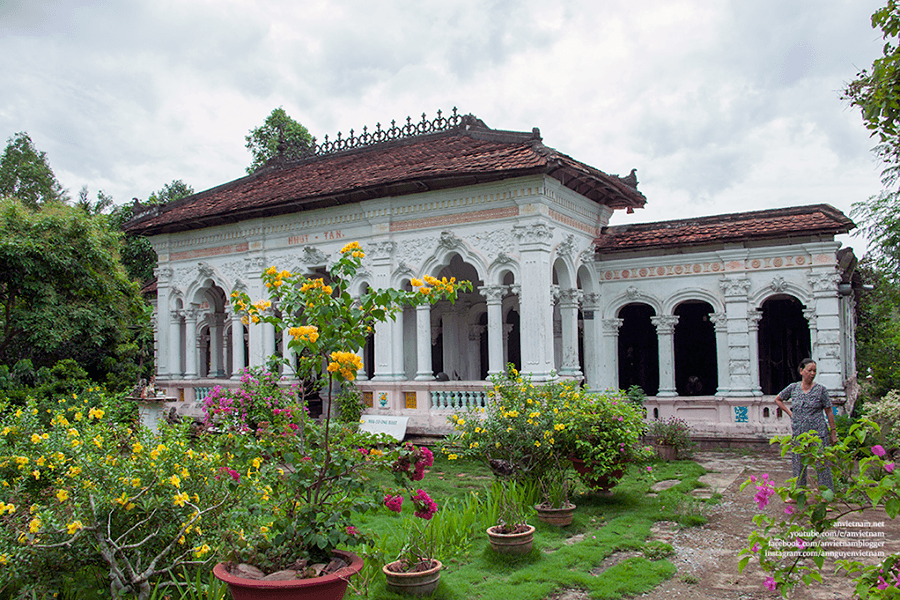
[125, 116, 646, 235]
[593, 204, 854, 253]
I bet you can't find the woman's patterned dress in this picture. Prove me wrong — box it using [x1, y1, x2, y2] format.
[778, 381, 834, 491]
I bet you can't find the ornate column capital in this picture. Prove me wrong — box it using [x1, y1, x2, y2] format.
[513, 222, 554, 248]
[558, 288, 584, 308]
[719, 277, 751, 299]
[651, 314, 679, 334]
[807, 272, 841, 295]
[583, 292, 601, 308]
[601, 318, 624, 334]
[368, 241, 396, 261]
[710, 311, 727, 331]
[479, 284, 507, 303]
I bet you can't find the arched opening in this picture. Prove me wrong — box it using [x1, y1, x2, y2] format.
[617, 303, 658, 395]
[674, 301, 717, 396]
[758, 296, 811, 395]
[426, 253, 483, 380]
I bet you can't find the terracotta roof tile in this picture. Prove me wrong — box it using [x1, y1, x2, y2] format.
[126, 117, 646, 236]
[593, 204, 854, 253]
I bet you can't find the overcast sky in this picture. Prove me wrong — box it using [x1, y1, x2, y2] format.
[0, 0, 887, 257]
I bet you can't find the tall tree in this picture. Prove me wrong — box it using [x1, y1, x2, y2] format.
[245, 107, 312, 173]
[844, 1, 900, 278]
[0, 197, 145, 381]
[0, 132, 69, 208]
[855, 259, 900, 399]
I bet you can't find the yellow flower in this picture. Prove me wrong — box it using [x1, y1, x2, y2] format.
[132, 442, 143, 454]
[251, 457, 262, 469]
[74, 411, 83, 421]
[193, 544, 211, 558]
[30, 433, 42, 444]
[266, 266, 278, 276]
[411, 278, 423, 287]
[28, 517, 42, 533]
[66, 465, 82, 477]
[169, 474, 181, 488]
[534, 441, 541, 447]
[0, 503, 15, 515]
[66, 521, 83, 535]
[32, 470, 40, 480]
[260, 525, 270, 534]
[35, 455, 46, 467]
[173, 492, 190, 507]
[0, 553, 8, 565]
[448, 454, 458, 460]
[56, 489, 69, 502]
[340, 241, 362, 253]
[88, 407, 104, 420]
[92, 436, 103, 448]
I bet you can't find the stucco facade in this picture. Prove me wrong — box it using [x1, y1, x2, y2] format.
[128, 113, 858, 441]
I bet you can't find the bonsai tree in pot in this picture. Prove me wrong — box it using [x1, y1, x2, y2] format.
[218, 242, 468, 596]
[556, 388, 653, 493]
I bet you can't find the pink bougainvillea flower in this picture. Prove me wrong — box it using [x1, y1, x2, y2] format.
[785, 505, 794, 515]
[411, 489, 438, 520]
[346, 525, 359, 537]
[384, 494, 403, 513]
[795, 538, 806, 550]
[885, 462, 895, 473]
[872, 445, 886, 457]
[764, 576, 776, 591]
[751, 542, 760, 553]
[646, 466, 653, 473]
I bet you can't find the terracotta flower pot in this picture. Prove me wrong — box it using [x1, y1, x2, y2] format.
[534, 502, 576, 526]
[212, 550, 363, 600]
[382, 559, 442, 596]
[486, 524, 535, 555]
[569, 457, 625, 494]
[656, 443, 678, 461]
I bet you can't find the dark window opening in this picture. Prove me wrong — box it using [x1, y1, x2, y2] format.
[674, 301, 717, 396]
[758, 296, 811, 395]
[618, 303, 659, 395]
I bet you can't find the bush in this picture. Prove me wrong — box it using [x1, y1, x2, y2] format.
[647, 416, 695, 454]
[863, 389, 900, 453]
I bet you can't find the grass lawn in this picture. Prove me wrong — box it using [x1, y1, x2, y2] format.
[350, 454, 712, 600]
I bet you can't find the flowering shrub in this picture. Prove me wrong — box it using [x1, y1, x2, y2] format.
[740, 419, 900, 598]
[556, 386, 652, 488]
[441, 369, 573, 483]
[0, 390, 247, 599]
[864, 389, 900, 452]
[226, 242, 469, 575]
[647, 416, 695, 454]
[202, 367, 307, 432]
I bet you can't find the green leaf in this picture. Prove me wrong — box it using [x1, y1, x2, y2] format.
[738, 556, 750, 573]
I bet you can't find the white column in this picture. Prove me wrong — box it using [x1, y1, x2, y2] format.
[719, 276, 755, 396]
[558, 288, 583, 379]
[480, 285, 507, 379]
[599, 318, 623, 389]
[442, 307, 459, 378]
[261, 316, 276, 368]
[513, 223, 555, 380]
[582, 293, 601, 391]
[651, 315, 679, 397]
[209, 313, 224, 377]
[415, 304, 433, 381]
[391, 306, 406, 380]
[230, 311, 245, 380]
[245, 257, 267, 368]
[710, 312, 729, 396]
[183, 307, 200, 380]
[168, 310, 183, 378]
[808, 270, 844, 396]
[747, 309, 763, 396]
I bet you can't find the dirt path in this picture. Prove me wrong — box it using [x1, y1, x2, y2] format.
[633, 451, 900, 600]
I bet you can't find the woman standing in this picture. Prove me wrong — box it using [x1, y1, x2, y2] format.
[773, 358, 838, 494]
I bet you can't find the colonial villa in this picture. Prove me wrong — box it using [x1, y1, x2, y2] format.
[125, 110, 859, 441]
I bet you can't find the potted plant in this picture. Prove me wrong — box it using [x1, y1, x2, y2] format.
[217, 242, 468, 599]
[556, 388, 652, 493]
[441, 367, 571, 484]
[534, 460, 576, 526]
[647, 416, 694, 461]
[381, 470, 442, 597]
[486, 481, 535, 555]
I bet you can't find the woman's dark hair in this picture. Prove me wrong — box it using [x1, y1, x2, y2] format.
[798, 358, 816, 373]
